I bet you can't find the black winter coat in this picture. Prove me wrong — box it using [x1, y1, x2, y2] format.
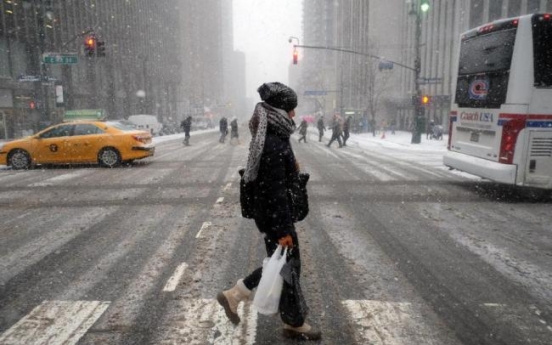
[253, 127, 297, 239]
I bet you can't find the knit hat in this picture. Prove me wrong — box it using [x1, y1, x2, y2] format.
[257, 82, 298, 112]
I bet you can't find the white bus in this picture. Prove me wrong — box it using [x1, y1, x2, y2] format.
[444, 13, 552, 189]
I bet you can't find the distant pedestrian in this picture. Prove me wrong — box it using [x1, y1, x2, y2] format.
[230, 117, 240, 144]
[219, 116, 228, 143]
[327, 114, 343, 148]
[369, 118, 376, 137]
[181, 116, 192, 146]
[317, 116, 325, 142]
[298, 119, 308, 143]
[341, 116, 351, 146]
[216, 82, 321, 340]
[427, 120, 435, 140]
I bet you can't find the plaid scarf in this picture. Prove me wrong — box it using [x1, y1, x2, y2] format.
[243, 102, 296, 182]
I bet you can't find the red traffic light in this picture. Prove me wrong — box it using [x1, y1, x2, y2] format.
[293, 49, 298, 65]
[84, 35, 97, 56]
[29, 101, 36, 109]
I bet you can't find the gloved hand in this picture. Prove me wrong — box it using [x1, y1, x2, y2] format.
[278, 234, 293, 248]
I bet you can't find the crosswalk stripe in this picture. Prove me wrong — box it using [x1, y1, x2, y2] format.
[163, 262, 189, 292]
[0, 300, 110, 345]
[29, 170, 92, 187]
[342, 300, 418, 345]
[155, 299, 257, 345]
[196, 221, 211, 239]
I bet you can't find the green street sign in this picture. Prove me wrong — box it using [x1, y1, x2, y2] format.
[42, 52, 79, 64]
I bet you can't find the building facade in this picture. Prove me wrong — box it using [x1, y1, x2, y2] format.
[301, 0, 552, 132]
[0, 0, 239, 139]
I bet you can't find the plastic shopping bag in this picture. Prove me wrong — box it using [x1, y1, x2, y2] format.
[253, 245, 288, 315]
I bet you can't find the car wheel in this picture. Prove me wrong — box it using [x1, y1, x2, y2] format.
[8, 149, 31, 170]
[98, 147, 121, 168]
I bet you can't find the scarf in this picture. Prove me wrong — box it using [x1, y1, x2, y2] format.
[243, 102, 296, 182]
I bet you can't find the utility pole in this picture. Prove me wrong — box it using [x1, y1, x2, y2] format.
[411, 0, 430, 144]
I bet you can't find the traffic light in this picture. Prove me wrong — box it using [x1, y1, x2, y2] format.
[96, 40, 106, 57]
[293, 49, 298, 65]
[421, 95, 432, 106]
[84, 35, 96, 56]
[420, 0, 430, 12]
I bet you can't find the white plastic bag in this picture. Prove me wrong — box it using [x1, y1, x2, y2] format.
[253, 245, 288, 315]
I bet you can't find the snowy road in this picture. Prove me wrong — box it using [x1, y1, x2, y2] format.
[0, 129, 551, 345]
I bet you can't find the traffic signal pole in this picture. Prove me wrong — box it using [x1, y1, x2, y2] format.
[411, 3, 424, 144]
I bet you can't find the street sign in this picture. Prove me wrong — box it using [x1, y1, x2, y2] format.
[378, 61, 394, 70]
[417, 77, 442, 85]
[63, 109, 106, 121]
[304, 91, 328, 96]
[17, 75, 41, 82]
[42, 52, 79, 64]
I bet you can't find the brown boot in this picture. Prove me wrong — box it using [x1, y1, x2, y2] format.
[282, 322, 322, 340]
[216, 279, 251, 324]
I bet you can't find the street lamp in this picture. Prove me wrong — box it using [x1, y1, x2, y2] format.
[410, 0, 430, 144]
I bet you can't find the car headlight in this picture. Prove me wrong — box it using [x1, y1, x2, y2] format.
[0, 142, 5, 151]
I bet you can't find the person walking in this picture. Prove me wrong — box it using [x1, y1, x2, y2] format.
[427, 120, 435, 140]
[327, 114, 343, 148]
[219, 116, 228, 143]
[317, 116, 325, 142]
[298, 119, 308, 143]
[216, 82, 321, 341]
[341, 115, 351, 146]
[230, 117, 240, 144]
[181, 116, 192, 146]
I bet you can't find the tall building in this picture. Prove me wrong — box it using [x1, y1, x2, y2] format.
[300, 0, 403, 127]
[301, 0, 551, 132]
[0, 0, 240, 139]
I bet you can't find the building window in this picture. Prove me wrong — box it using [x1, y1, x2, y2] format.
[489, 0, 503, 21]
[508, 0, 521, 17]
[0, 38, 10, 77]
[10, 41, 29, 78]
[527, 0, 541, 13]
[470, 0, 484, 28]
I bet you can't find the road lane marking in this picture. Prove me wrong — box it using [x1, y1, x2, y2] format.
[342, 300, 429, 345]
[196, 221, 212, 239]
[156, 298, 257, 344]
[0, 300, 110, 345]
[29, 170, 92, 187]
[216, 197, 224, 204]
[163, 262, 189, 292]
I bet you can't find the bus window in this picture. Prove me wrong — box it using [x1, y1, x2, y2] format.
[455, 28, 516, 109]
[532, 16, 552, 87]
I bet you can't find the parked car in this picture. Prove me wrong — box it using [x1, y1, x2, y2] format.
[0, 121, 154, 169]
[127, 114, 163, 135]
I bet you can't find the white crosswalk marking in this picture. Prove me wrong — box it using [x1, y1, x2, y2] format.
[156, 299, 257, 345]
[196, 221, 212, 239]
[163, 262, 189, 292]
[0, 300, 110, 345]
[29, 170, 93, 187]
[342, 300, 433, 345]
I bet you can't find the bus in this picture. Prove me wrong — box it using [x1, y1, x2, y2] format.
[444, 13, 552, 189]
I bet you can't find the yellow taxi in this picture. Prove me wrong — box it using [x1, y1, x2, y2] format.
[0, 121, 155, 169]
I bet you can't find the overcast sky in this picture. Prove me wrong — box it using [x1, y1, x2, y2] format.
[233, 0, 303, 99]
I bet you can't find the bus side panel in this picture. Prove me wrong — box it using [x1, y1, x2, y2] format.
[524, 131, 552, 188]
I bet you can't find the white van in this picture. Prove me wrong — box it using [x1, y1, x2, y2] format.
[127, 115, 163, 136]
